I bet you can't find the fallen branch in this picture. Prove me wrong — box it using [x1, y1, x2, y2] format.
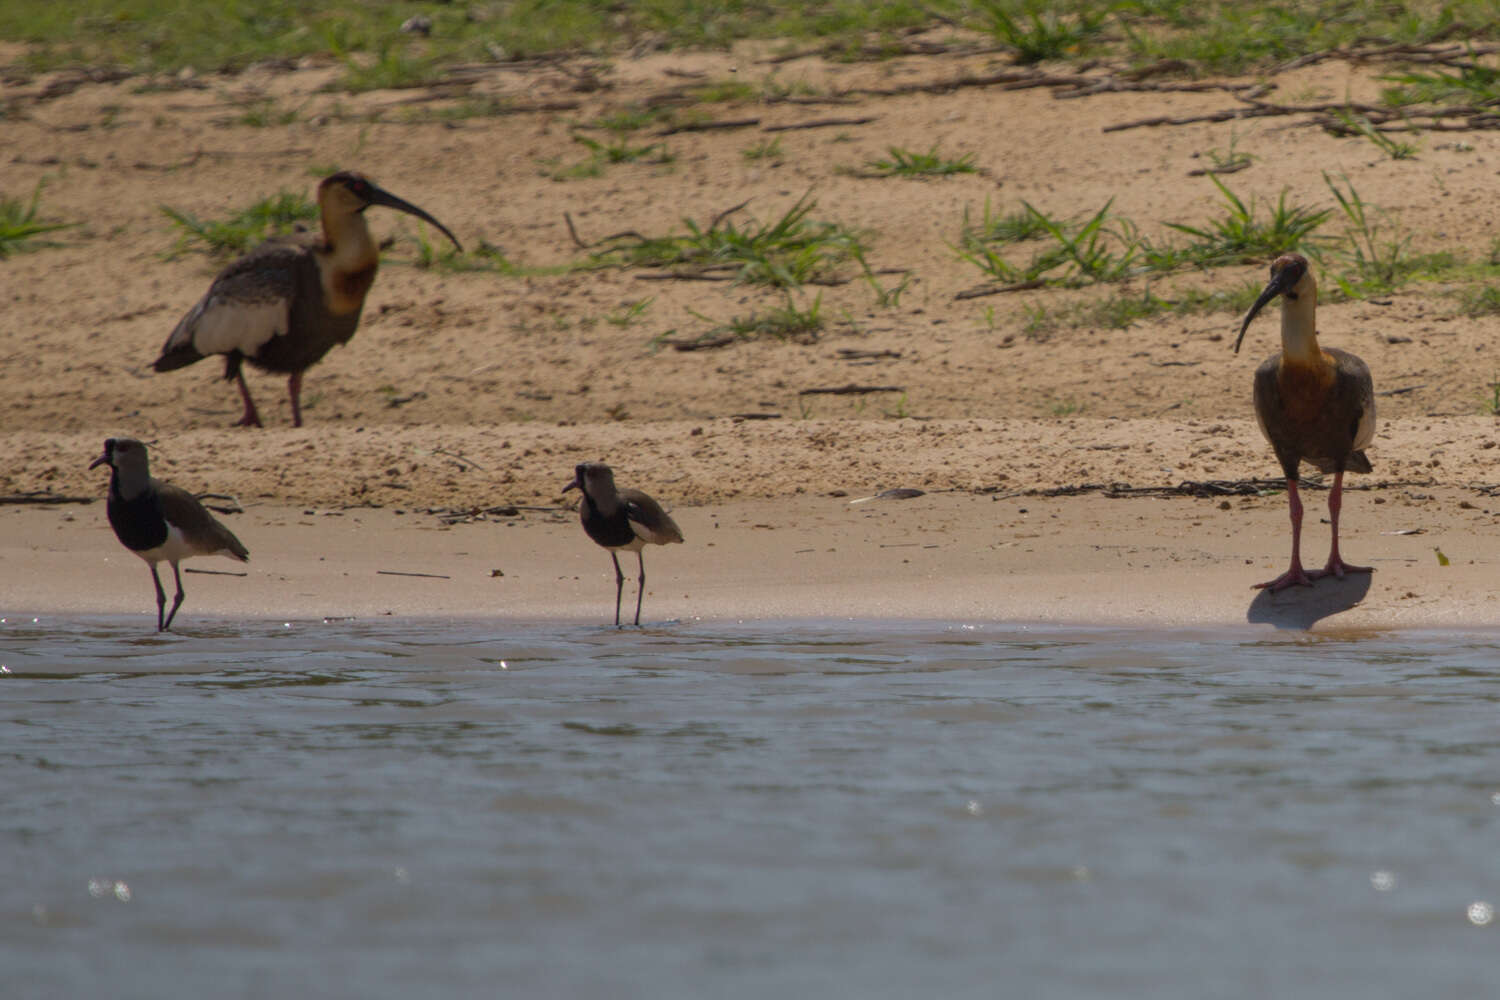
[561, 212, 650, 250]
[635, 270, 738, 282]
[837, 348, 902, 360]
[0, 493, 96, 505]
[1186, 159, 1252, 177]
[432, 447, 485, 471]
[658, 117, 760, 135]
[762, 116, 877, 132]
[954, 278, 1047, 300]
[663, 334, 737, 351]
[798, 383, 903, 396]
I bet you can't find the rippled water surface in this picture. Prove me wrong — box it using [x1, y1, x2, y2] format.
[4, 615, 1499, 998]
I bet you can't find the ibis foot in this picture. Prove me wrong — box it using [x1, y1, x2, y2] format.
[1254, 564, 1317, 592]
[1308, 558, 1373, 582]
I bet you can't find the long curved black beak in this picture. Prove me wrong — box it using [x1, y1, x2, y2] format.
[366, 183, 463, 252]
[1234, 269, 1296, 355]
[562, 474, 581, 494]
[88, 446, 111, 471]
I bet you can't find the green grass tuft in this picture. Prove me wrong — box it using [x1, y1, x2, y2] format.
[0, 182, 75, 257]
[973, 0, 1108, 64]
[161, 191, 317, 259]
[857, 144, 978, 178]
[1162, 174, 1332, 267]
[591, 194, 865, 288]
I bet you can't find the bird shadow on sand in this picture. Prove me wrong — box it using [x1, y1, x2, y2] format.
[1245, 573, 1373, 630]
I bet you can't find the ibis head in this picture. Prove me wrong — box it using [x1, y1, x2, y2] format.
[317, 171, 463, 252]
[1235, 252, 1312, 355]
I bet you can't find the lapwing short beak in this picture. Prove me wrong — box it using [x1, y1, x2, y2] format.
[365, 183, 463, 252]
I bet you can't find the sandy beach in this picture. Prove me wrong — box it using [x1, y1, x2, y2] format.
[5, 41, 1500, 630]
[6, 443, 1500, 630]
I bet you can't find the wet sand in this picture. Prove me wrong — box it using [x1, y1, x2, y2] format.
[7, 477, 1499, 630]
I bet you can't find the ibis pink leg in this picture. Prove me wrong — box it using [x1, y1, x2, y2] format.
[287, 372, 304, 428]
[1309, 469, 1373, 581]
[1256, 478, 1317, 592]
[233, 371, 263, 428]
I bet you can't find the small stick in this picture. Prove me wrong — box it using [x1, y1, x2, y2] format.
[432, 447, 485, 471]
[708, 198, 752, 232]
[657, 117, 761, 135]
[376, 570, 452, 579]
[664, 334, 737, 351]
[953, 279, 1046, 300]
[798, 383, 903, 396]
[763, 116, 877, 132]
[0, 494, 97, 505]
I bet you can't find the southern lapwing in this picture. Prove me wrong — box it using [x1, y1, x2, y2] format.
[1235, 252, 1375, 592]
[90, 438, 250, 631]
[563, 462, 684, 627]
[152, 171, 462, 427]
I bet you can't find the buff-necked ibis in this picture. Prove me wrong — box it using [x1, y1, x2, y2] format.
[564, 462, 684, 627]
[152, 171, 462, 427]
[1235, 252, 1375, 592]
[90, 437, 250, 631]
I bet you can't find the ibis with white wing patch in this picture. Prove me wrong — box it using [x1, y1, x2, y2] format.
[152, 171, 462, 427]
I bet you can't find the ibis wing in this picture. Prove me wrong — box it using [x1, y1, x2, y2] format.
[160, 244, 303, 360]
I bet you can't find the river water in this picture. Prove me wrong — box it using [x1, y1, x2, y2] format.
[3, 615, 1498, 998]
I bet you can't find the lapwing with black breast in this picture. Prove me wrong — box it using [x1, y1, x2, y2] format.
[90, 438, 250, 631]
[564, 462, 684, 627]
[1235, 252, 1376, 592]
[152, 171, 462, 427]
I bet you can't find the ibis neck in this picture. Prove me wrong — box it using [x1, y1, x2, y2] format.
[321, 209, 379, 272]
[1279, 294, 1322, 366]
[318, 209, 381, 313]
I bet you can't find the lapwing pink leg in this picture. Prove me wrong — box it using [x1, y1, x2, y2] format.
[610, 552, 625, 628]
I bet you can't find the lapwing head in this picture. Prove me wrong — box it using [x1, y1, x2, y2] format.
[89, 438, 152, 491]
[318, 171, 462, 252]
[562, 462, 615, 498]
[1235, 253, 1313, 354]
